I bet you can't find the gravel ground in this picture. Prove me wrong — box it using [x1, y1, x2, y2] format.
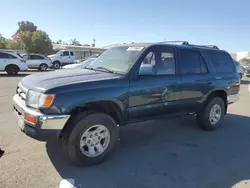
[0, 71, 250, 188]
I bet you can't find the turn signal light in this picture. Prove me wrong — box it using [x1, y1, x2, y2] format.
[24, 114, 37, 125]
[43, 95, 54, 107]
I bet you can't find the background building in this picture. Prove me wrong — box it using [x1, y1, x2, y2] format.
[230, 51, 250, 61]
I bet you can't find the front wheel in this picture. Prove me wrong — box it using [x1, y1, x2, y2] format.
[64, 113, 119, 166]
[197, 97, 225, 130]
[53, 61, 61, 69]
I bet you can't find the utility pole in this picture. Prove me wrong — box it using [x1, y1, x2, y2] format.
[92, 39, 96, 47]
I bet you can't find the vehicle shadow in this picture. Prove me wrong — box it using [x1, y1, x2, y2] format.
[46, 114, 250, 188]
[0, 73, 30, 77]
[241, 79, 250, 85]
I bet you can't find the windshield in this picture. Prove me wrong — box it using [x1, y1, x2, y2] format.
[80, 58, 96, 66]
[86, 46, 144, 74]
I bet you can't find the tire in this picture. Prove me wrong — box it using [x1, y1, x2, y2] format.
[64, 113, 119, 166]
[5, 65, 19, 75]
[197, 97, 225, 130]
[39, 63, 48, 71]
[53, 61, 61, 69]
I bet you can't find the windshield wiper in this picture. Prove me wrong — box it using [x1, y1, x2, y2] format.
[95, 67, 116, 74]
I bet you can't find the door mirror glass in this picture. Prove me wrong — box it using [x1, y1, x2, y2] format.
[139, 64, 156, 76]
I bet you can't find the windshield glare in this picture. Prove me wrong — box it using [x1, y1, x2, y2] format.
[87, 46, 143, 74]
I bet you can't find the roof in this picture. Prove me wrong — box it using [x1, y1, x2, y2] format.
[103, 42, 222, 52]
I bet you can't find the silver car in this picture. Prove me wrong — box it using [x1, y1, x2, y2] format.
[239, 57, 250, 77]
[23, 54, 53, 71]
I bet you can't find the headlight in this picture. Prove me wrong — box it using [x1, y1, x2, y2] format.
[26, 90, 55, 108]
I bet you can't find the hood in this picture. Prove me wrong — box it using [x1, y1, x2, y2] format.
[63, 64, 81, 69]
[20, 69, 120, 92]
[48, 54, 57, 59]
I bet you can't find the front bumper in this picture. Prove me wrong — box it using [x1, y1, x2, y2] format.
[12, 94, 70, 141]
[227, 93, 240, 104]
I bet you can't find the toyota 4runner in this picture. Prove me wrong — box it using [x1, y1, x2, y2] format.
[12, 41, 240, 166]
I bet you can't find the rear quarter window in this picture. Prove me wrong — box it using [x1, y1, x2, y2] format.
[202, 50, 235, 73]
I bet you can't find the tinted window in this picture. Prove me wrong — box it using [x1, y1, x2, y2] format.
[30, 55, 44, 60]
[179, 49, 207, 74]
[203, 51, 234, 73]
[70, 51, 74, 56]
[0, 52, 10, 59]
[63, 51, 69, 56]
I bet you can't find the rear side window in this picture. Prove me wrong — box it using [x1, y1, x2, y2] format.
[0, 52, 10, 59]
[203, 51, 234, 73]
[179, 49, 208, 74]
[30, 55, 44, 60]
[70, 51, 74, 56]
[8, 54, 17, 59]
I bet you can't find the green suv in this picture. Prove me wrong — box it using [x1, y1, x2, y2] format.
[13, 41, 240, 166]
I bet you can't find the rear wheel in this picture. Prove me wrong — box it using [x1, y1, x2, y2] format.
[197, 97, 225, 130]
[5, 65, 19, 75]
[63, 113, 119, 166]
[39, 63, 48, 71]
[53, 61, 61, 69]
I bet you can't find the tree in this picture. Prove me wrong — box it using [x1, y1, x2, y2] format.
[17, 21, 37, 34]
[15, 21, 53, 54]
[6, 40, 22, 50]
[69, 38, 81, 46]
[55, 39, 62, 44]
[0, 34, 7, 49]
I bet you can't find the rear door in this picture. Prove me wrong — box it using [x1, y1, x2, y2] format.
[70, 51, 75, 62]
[129, 45, 182, 122]
[177, 48, 212, 113]
[0, 52, 10, 70]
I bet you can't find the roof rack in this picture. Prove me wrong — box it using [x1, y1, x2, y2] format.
[183, 44, 219, 50]
[157, 41, 219, 50]
[158, 41, 189, 45]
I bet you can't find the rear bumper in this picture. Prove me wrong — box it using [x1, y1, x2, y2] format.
[12, 94, 70, 141]
[227, 93, 240, 104]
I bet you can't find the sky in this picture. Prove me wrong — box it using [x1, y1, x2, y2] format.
[0, 0, 250, 52]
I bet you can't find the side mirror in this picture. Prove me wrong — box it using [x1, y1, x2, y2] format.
[60, 54, 63, 56]
[139, 64, 156, 76]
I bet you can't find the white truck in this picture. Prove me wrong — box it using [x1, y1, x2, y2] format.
[48, 50, 76, 69]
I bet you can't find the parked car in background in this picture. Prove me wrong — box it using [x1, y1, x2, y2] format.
[63, 58, 96, 69]
[13, 41, 240, 166]
[0, 50, 28, 75]
[48, 50, 76, 69]
[74, 54, 100, 64]
[233, 60, 244, 80]
[22, 54, 52, 71]
[239, 57, 250, 77]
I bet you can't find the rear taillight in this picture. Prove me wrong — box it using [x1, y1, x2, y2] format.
[20, 59, 26, 63]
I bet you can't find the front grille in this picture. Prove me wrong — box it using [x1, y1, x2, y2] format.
[16, 83, 27, 101]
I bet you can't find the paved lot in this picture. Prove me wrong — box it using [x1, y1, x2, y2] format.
[0, 71, 250, 188]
